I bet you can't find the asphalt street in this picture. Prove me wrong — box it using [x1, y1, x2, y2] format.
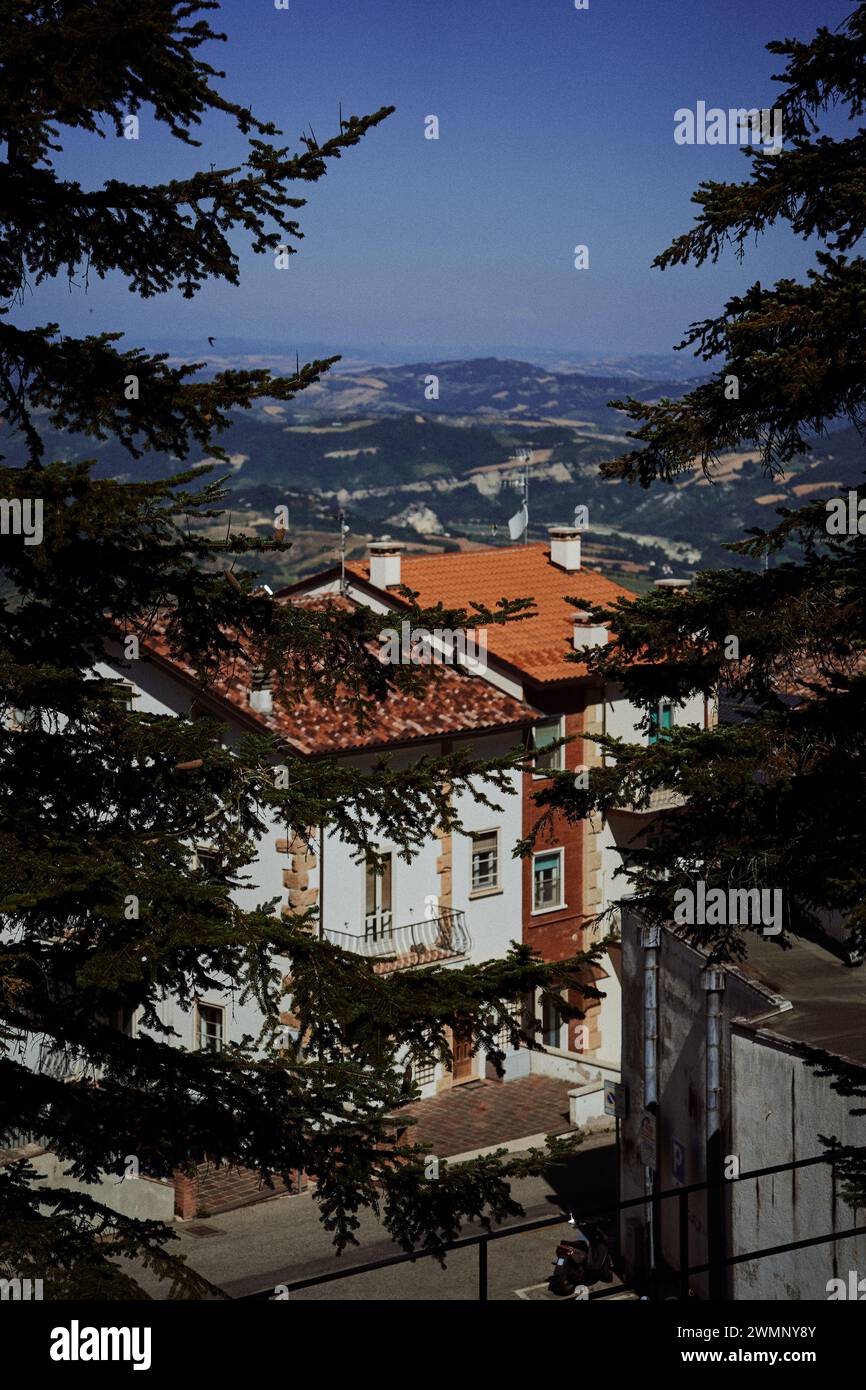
[133, 1134, 618, 1302]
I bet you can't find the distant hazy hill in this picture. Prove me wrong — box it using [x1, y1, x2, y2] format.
[5, 357, 864, 582]
[159, 339, 707, 382]
[273, 356, 695, 423]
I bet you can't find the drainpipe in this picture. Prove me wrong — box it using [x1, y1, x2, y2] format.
[641, 924, 661, 1283]
[704, 966, 727, 1299]
[317, 824, 324, 941]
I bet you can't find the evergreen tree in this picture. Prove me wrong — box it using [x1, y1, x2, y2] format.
[532, 5, 866, 1197]
[0, 3, 602, 1297]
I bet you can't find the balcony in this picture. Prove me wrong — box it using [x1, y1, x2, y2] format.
[610, 785, 686, 816]
[323, 908, 471, 973]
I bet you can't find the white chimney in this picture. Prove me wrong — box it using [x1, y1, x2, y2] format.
[548, 526, 582, 572]
[249, 668, 273, 715]
[573, 610, 608, 651]
[368, 540, 405, 588]
[654, 578, 691, 590]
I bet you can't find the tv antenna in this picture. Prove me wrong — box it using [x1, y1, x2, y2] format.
[338, 509, 350, 595]
[507, 448, 531, 542]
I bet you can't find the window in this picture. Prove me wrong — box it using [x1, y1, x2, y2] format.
[192, 842, 219, 875]
[648, 699, 674, 745]
[196, 1004, 224, 1054]
[365, 852, 393, 939]
[542, 994, 562, 1048]
[532, 716, 564, 776]
[471, 830, 500, 894]
[111, 1006, 135, 1037]
[113, 679, 136, 711]
[412, 1056, 436, 1087]
[497, 1005, 520, 1052]
[533, 849, 564, 912]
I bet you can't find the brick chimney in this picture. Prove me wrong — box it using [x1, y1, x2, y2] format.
[368, 539, 405, 588]
[548, 526, 582, 572]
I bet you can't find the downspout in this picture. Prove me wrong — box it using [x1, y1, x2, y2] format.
[317, 823, 324, 942]
[704, 966, 727, 1299]
[641, 923, 661, 1282]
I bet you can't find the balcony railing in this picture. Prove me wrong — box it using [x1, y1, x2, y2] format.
[365, 908, 393, 940]
[613, 785, 686, 815]
[324, 908, 470, 971]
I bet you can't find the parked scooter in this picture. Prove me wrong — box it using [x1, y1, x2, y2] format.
[549, 1219, 614, 1297]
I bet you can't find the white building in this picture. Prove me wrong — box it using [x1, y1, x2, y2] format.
[99, 592, 537, 1096]
[284, 536, 709, 1109]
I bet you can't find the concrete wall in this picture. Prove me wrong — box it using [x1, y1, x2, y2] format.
[620, 908, 866, 1300]
[593, 684, 707, 1073]
[730, 1030, 866, 1301]
[619, 910, 776, 1296]
[317, 732, 526, 1095]
[30, 1152, 175, 1223]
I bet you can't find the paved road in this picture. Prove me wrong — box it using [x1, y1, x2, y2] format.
[135, 1134, 617, 1302]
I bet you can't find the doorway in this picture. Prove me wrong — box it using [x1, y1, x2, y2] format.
[452, 1021, 475, 1084]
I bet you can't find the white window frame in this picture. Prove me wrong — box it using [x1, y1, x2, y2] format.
[191, 840, 218, 873]
[541, 992, 564, 1049]
[531, 847, 565, 915]
[532, 716, 565, 778]
[469, 828, 501, 897]
[364, 849, 393, 939]
[196, 1002, 225, 1054]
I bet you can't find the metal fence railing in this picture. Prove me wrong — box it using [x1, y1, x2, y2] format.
[323, 908, 470, 965]
[239, 1148, 866, 1302]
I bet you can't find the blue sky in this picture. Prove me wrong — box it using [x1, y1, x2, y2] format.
[14, 0, 857, 362]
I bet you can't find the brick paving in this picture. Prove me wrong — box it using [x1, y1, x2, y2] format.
[195, 1162, 305, 1217]
[190, 1077, 575, 1215]
[395, 1076, 576, 1157]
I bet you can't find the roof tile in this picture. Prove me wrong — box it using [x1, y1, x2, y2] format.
[140, 595, 539, 757]
[348, 542, 635, 684]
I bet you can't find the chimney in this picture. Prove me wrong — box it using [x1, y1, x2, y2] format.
[573, 610, 608, 651]
[653, 578, 691, 591]
[368, 539, 404, 588]
[548, 526, 582, 572]
[249, 667, 273, 716]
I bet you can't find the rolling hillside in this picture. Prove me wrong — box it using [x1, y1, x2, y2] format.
[5, 356, 864, 588]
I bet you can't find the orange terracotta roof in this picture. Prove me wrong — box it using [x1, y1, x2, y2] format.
[347, 543, 635, 685]
[138, 596, 539, 757]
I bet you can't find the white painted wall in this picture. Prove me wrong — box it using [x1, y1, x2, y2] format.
[94, 650, 529, 1091]
[592, 683, 710, 1070]
[603, 682, 706, 749]
[318, 732, 525, 1093]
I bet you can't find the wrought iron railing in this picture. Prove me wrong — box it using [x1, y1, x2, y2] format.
[0, 1127, 43, 1154]
[324, 907, 470, 965]
[615, 784, 686, 815]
